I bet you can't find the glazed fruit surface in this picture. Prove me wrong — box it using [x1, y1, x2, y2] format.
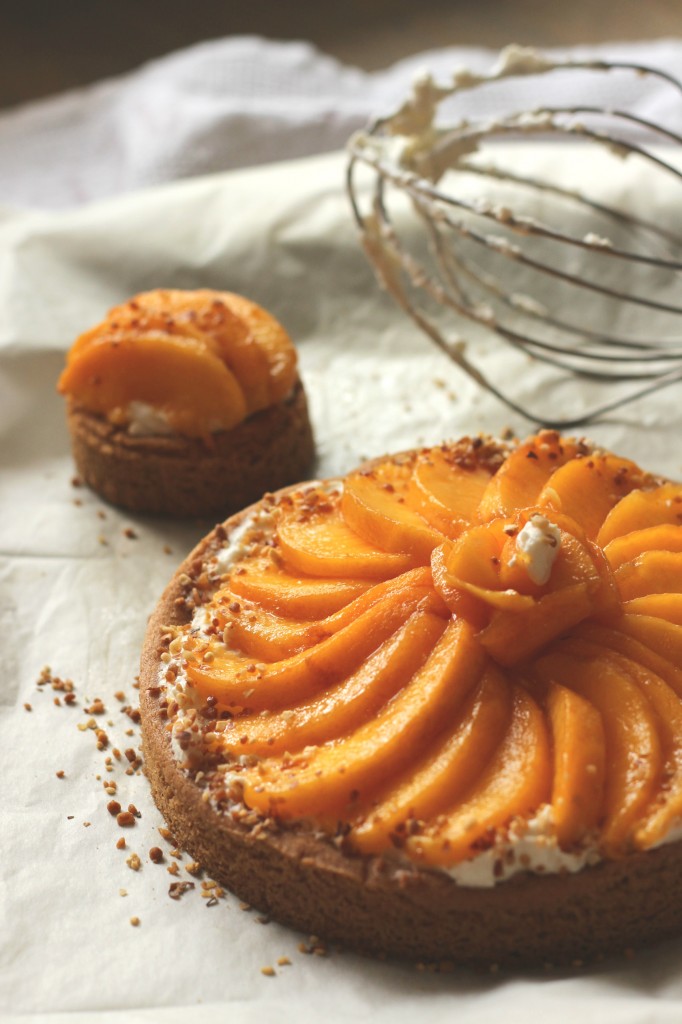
[168, 432, 682, 867]
[58, 289, 298, 439]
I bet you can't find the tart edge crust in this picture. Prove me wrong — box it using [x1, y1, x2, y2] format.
[139, 467, 682, 968]
[67, 378, 315, 519]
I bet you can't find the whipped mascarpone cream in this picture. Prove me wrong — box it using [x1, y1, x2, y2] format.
[126, 401, 174, 437]
[511, 514, 562, 586]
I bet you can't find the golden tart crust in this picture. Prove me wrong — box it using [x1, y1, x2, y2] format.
[140, 432, 682, 965]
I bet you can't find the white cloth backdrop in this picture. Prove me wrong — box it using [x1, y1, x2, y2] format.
[1, 35, 682, 209]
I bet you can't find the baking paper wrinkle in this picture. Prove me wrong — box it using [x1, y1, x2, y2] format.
[1, 148, 682, 1022]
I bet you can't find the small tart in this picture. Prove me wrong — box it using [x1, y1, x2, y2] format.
[58, 289, 315, 517]
[140, 432, 682, 965]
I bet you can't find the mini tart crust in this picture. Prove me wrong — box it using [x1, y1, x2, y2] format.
[66, 379, 314, 519]
[140, 474, 682, 968]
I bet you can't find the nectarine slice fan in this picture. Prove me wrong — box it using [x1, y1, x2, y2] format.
[407, 685, 551, 866]
[277, 503, 418, 579]
[217, 608, 446, 757]
[351, 667, 511, 854]
[139, 428, 682, 965]
[534, 649, 662, 851]
[476, 435, 582, 522]
[408, 448, 494, 537]
[342, 461, 443, 559]
[228, 558, 372, 618]
[536, 454, 648, 539]
[214, 566, 437, 661]
[241, 619, 485, 820]
[187, 586, 438, 710]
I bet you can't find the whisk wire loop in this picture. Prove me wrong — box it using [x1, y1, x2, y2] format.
[347, 47, 682, 428]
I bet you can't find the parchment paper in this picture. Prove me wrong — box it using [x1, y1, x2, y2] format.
[2, 149, 682, 1023]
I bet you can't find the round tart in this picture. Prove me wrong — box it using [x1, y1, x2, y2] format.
[140, 431, 682, 966]
[58, 289, 315, 518]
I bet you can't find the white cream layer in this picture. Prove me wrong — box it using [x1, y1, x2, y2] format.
[126, 401, 175, 436]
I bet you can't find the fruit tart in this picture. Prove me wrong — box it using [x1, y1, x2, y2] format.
[58, 289, 315, 518]
[140, 431, 682, 966]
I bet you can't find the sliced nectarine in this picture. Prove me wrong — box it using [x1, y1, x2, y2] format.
[597, 483, 682, 547]
[213, 290, 298, 405]
[607, 651, 682, 850]
[559, 637, 682, 851]
[408, 447, 493, 537]
[618, 613, 682, 666]
[341, 460, 443, 560]
[218, 607, 446, 757]
[534, 646, 662, 853]
[228, 557, 372, 619]
[439, 522, 503, 592]
[429, 544, 490, 627]
[467, 522, 613, 664]
[623, 594, 682, 625]
[103, 289, 275, 412]
[615, 551, 682, 601]
[537, 454, 647, 539]
[477, 432, 581, 522]
[241, 619, 486, 819]
[479, 582, 595, 666]
[546, 680, 606, 848]
[350, 666, 512, 854]
[217, 566, 440, 661]
[187, 585, 436, 710]
[406, 683, 551, 866]
[276, 504, 420, 579]
[575, 621, 682, 700]
[433, 524, 543, 629]
[60, 289, 299, 425]
[634, 692, 682, 847]
[58, 332, 247, 438]
[604, 524, 682, 571]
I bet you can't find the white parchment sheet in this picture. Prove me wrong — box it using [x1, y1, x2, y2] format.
[2, 150, 682, 1023]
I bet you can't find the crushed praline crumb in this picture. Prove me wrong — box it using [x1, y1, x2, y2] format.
[126, 853, 142, 871]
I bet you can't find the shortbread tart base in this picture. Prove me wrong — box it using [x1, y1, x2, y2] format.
[67, 379, 314, 518]
[140, 493, 682, 968]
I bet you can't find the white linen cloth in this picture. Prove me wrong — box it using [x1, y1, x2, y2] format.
[1, 35, 682, 209]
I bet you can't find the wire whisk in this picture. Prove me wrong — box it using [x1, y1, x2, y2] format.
[347, 46, 682, 429]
